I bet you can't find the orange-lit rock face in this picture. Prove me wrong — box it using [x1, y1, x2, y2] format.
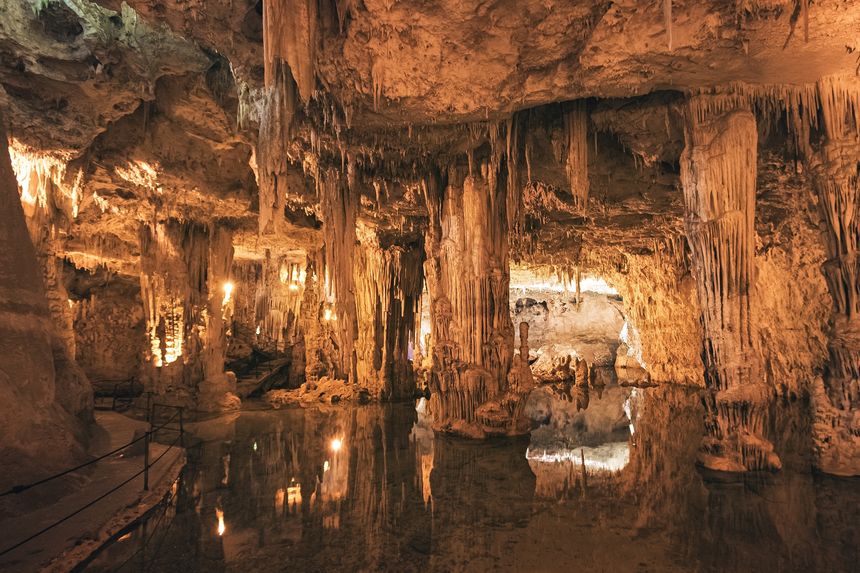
[0, 0, 858, 480]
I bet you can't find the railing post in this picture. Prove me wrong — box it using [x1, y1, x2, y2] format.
[179, 407, 185, 448]
[143, 394, 152, 492]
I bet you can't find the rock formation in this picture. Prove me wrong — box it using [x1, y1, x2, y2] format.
[680, 94, 780, 472]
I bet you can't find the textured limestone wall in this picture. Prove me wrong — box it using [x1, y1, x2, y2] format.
[603, 245, 706, 386]
[72, 277, 145, 385]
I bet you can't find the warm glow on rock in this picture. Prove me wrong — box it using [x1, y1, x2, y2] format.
[8, 138, 81, 219]
[116, 160, 160, 191]
[509, 267, 619, 295]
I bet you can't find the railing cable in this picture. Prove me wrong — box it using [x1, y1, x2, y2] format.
[0, 414, 185, 559]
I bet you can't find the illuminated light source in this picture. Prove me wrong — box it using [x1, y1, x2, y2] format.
[255, 325, 261, 335]
[288, 283, 299, 291]
[253, 441, 258, 452]
[222, 281, 234, 305]
[216, 508, 226, 536]
[330, 438, 343, 453]
[323, 308, 333, 321]
[323, 460, 330, 472]
[287, 481, 302, 507]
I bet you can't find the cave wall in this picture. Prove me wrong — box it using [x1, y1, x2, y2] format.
[603, 245, 705, 386]
[354, 227, 424, 399]
[72, 276, 145, 386]
[0, 111, 87, 488]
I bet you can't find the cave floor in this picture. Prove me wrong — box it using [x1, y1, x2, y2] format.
[81, 386, 858, 573]
[0, 412, 185, 573]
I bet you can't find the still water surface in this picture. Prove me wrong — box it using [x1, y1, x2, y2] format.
[85, 384, 858, 572]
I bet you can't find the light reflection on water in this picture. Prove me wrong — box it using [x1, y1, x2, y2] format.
[84, 384, 858, 573]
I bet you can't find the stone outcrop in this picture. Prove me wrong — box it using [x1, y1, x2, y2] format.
[0, 110, 88, 488]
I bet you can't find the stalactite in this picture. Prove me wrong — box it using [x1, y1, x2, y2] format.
[563, 100, 589, 212]
[7, 138, 91, 421]
[263, 0, 317, 102]
[138, 220, 209, 403]
[256, 62, 299, 237]
[680, 94, 780, 472]
[246, 253, 307, 350]
[505, 114, 521, 237]
[802, 76, 860, 475]
[354, 231, 425, 399]
[801, 0, 809, 43]
[664, 0, 672, 51]
[0, 107, 88, 479]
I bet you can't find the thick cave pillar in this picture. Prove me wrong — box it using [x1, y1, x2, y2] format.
[804, 78, 860, 475]
[422, 165, 532, 437]
[319, 170, 359, 382]
[199, 225, 240, 412]
[0, 111, 86, 484]
[680, 95, 780, 472]
[354, 229, 425, 400]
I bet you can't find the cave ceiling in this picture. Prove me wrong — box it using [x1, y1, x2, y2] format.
[1, 0, 857, 272]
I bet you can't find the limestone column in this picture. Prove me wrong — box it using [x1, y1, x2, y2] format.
[138, 220, 208, 405]
[680, 95, 780, 472]
[199, 224, 239, 411]
[804, 77, 860, 475]
[422, 165, 526, 437]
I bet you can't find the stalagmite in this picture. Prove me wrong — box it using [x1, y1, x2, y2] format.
[680, 94, 780, 472]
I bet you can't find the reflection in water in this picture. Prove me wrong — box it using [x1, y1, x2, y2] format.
[85, 385, 858, 573]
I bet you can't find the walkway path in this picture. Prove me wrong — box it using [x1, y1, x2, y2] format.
[0, 411, 185, 572]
